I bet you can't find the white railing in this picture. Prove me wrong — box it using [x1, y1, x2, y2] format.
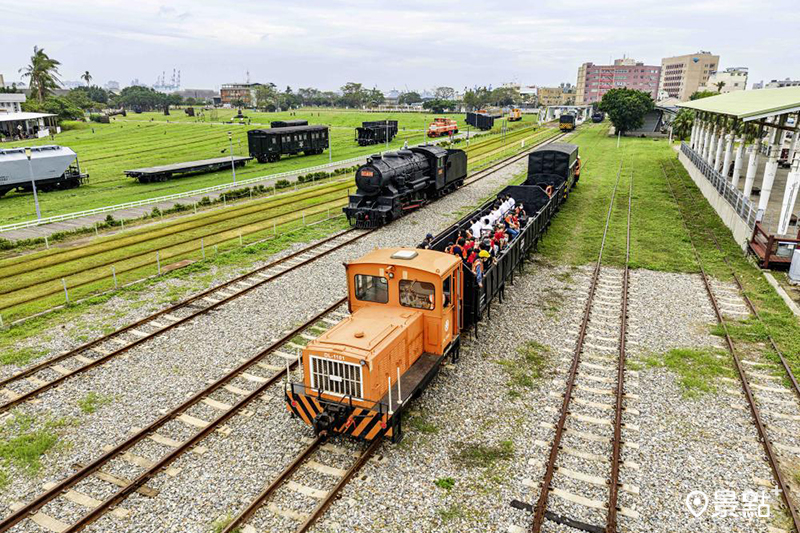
[0, 154, 367, 233]
[680, 142, 758, 228]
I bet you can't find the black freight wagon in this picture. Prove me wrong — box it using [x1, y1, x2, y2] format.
[422, 157, 576, 333]
[466, 112, 495, 131]
[248, 125, 328, 163]
[355, 120, 399, 146]
[527, 143, 580, 186]
[271, 120, 308, 128]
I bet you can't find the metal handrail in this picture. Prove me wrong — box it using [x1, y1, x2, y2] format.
[680, 142, 757, 228]
[0, 155, 366, 234]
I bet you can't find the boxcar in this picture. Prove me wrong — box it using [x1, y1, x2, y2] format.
[466, 112, 495, 131]
[527, 143, 580, 185]
[248, 125, 328, 163]
[355, 120, 398, 146]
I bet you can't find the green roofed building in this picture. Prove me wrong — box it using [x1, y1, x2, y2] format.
[677, 87, 800, 267]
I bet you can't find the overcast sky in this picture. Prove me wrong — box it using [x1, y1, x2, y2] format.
[2, 0, 798, 92]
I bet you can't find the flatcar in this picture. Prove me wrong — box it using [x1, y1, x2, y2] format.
[355, 120, 398, 146]
[247, 125, 328, 163]
[427, 118, 458, 138]
[559, 114, 576, 131]
[343, 145, 467, 228]
[271, 119, 308, 128]
[0, 146, 88, 197]
[286, 143, 580, 442]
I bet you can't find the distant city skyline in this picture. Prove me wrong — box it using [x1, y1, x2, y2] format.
[1, 0, 797, 93]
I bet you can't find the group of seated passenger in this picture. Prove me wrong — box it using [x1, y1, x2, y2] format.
[429, 196, 526, 288]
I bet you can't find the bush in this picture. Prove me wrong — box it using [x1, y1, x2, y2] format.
[198, 196, 212, 206]
[89, 114, 104, 123]
[275, 179, 291, 189]
[151, 206, 162, 218]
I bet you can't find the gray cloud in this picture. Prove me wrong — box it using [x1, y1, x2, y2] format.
[0, 0, 797, 91]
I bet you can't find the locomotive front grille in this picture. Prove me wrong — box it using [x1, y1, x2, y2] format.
[310, 356, 363, 399]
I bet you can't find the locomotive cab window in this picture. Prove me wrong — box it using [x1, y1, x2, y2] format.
[354, 275, 388, 303]
[442, 276, 452, 308]
[399, 280, 435, 310]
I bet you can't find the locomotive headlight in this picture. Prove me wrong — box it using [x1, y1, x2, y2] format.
[360, 360, 366, 366]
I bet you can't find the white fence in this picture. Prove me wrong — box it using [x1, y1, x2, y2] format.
[680, 142, 758, 228]
[0, 155, 367, 233]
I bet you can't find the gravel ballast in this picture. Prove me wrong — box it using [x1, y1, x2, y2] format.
[3, 148, 795, 532]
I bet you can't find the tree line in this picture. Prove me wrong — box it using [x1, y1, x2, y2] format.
[15, 45, 535, 123]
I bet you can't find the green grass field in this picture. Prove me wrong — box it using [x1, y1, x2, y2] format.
[0, 109, 536, 226]
[0, 121, 557, 321]
[540, 124, 800, 385]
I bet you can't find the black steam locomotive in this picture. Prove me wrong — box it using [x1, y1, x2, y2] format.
[343, 145, 467, 228]
[355, 120, 399, 146]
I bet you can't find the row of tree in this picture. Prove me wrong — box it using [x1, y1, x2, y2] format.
[15, 45, 535, 122]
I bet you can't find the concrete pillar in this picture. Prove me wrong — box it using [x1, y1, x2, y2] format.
[721, 133, 734, 177]
[743, 145, 759, 198]
[706, 124, 718, 162]
[758, 116, 788, 214]
[731, 140, 745, 188]
[702, 123, 712, 160]
[714, 128, 726, 172]
[777, 155, 800, 235]
[696, 120, 706, 153]
[788, 129, 800, 164]
[691, 120, 700, 149]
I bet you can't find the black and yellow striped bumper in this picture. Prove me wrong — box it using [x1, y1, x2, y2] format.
[286, 390, 393, 441]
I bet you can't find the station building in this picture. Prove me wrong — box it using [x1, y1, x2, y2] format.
[679, 87, 800, 267]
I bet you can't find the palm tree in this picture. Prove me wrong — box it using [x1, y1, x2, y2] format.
[81, 71, 92, 86]
[672, 109, 694, 140]
[715, 81, 726, 93]
[19, 46, 62, 102]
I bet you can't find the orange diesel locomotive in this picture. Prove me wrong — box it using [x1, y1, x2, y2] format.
[286, 248, 462, 442]
[427, 117, 459, 137]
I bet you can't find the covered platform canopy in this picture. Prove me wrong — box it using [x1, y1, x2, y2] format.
[678, 87, 800, 268]
[0, 112, 58, 141]
[679, 86, 800, 121]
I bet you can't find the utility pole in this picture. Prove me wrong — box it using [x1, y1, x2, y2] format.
[228, 132, 236, 185]
[25, 147, 42, 221]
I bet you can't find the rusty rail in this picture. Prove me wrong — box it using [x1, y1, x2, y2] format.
[530, 159, 625, 532]
[221, 437, 382, 533]
[0, 298, 347, 533]
[0, 229, 372, 413]
[665, 159, 800, 402]
[660, 161, 800, 533]
[606, 170, 632, 533]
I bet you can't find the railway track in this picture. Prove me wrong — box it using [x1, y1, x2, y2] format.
[219, 437, 381, 533]
[0, 128, 568, 415]
[0, 229, 373, 413]
[514, 160, 640, 533]
[0, 124, 576, 533]
[0, 299, 351, 533]
[0, 182, 354, 307]
[662, 161, 800, 533]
